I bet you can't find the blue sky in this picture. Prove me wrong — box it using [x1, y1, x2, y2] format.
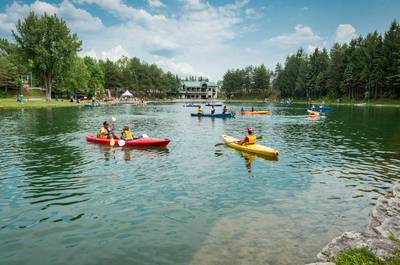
[0, 0, 399, 80]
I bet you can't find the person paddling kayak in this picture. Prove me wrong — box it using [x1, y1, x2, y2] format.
[98, 121, 114, 139]
[222, 105, 228, 114]
[197, 106, 203, 115]
[211, 106, 216, 115]
[238, 127, 257, 146]
[121, 125, 134, 141]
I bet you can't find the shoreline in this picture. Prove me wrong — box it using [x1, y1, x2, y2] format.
[1, 97, 400, 110]
[306, 183, 400, 264]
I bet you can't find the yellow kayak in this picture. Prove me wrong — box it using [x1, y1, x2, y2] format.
[236, 111, 270, 115]
[222, 135, 279, 158]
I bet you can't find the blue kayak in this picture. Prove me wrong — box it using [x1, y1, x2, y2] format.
[206, 102, 223, 106]
[191, 113, 235, 118]
[306, 106, 331, 113]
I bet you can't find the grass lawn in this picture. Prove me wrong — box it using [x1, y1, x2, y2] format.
[0, 98, 77, 110]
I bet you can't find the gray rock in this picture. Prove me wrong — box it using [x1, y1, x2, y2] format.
[368, 183, 400, 239]
[314, 183, 400, 264]
[317, 231, 398, 261]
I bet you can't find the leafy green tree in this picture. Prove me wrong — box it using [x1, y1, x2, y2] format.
[12, 12, 81, 100]
[55, 57, 90, 97]
[84, 56, 105, 96]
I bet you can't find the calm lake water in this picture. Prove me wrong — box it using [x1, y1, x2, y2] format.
[1, 103, 399, 265]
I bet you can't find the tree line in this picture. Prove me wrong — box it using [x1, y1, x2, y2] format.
[221, 64, 273, 98]
[0, 12, 181, 100]
[222, 20, 400, 100]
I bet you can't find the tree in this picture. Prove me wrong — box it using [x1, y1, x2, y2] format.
[382, 20, 400, 98]
[12, 12, 81, 100]
[84, 56, 105, 96]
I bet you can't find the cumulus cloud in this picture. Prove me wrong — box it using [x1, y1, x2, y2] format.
[0, 0, 103, 32]
[265, 24, 321, 45]
[147, 0, 165, 8]
[334, 24, 356, 43]
[74, 0, 167, 24]
[1, 0, 261, 79]
[155, 57, 203, 76]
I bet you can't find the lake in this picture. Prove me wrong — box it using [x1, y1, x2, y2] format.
[0, 103, 399, 265]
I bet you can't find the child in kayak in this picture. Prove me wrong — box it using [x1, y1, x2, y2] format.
[98, 121, 114, 139]
[121, 125, 134, 141]
[222, 105, 228, 114]
[211, 106, 216, 115]
[238, 127, 257, 145]
[197, 106, 203, 115]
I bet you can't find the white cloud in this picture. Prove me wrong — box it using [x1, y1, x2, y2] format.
[147, 0, 165, 8]
[155, 57, 203, 76]
[0, 0, 103, 33]
[265, 24, 321, 45]
[103, 45, 129, 60]
[307, 44, 321, 53]
[334, 24, 356, 44]
[1, 0, 259, 80]
[74, 0, 167, 24]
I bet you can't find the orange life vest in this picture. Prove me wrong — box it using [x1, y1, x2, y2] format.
[97, 127, 109, 139]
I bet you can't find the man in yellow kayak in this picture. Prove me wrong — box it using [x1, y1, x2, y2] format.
[121, 125, 134, 141]
[238, 127, 257, 145]
[98, 121, 114, 139]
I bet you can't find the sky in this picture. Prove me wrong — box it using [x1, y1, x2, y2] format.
[0, 0, 399, 81]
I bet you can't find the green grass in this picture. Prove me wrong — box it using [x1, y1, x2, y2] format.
[0, 98, 77, 109]
[332, 248, 385, 265]
[331, 247, 400, 265]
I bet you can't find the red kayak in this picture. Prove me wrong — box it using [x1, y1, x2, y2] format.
[86, 135, 170, 147]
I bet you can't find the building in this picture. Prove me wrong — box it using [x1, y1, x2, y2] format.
[179, 80, 218, 99]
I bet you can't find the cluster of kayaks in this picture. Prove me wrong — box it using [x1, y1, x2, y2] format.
[87, 104, 334, 160]
[86, 134, 278, 159]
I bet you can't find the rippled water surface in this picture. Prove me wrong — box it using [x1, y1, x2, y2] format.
[1, 103, 399, 265]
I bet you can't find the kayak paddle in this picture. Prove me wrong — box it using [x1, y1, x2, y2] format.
[214, 136, 263, 147]
[110, 116, 116, 146]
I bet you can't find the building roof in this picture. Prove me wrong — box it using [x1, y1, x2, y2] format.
[181, 80, 218, 87]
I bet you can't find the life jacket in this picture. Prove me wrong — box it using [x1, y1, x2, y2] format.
[198, 109, 203, 114]
[122, 129, 134, 140]
[98, 127, 110, 139]
[244, 134, 257, 145]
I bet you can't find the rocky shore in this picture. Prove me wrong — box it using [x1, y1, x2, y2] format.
[306, 183, 400, 265]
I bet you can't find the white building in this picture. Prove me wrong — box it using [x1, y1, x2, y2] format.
[179, 80, 218, 99]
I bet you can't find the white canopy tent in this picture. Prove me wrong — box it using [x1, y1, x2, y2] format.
[122, 90, 133, 97]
